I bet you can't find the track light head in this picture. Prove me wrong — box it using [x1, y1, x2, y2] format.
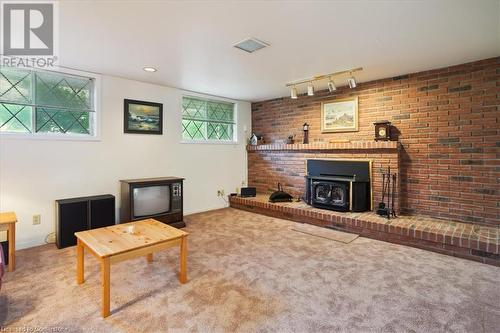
[290, 86, 298, 99]
[307, 82, 314, 96]
[348, 76, 357, 89]
[327, 79, 336, 93]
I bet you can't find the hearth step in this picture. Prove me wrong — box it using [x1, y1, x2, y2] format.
[229, 194, 500, 266]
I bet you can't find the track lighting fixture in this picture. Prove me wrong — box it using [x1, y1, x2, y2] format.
[327, 78, 336, 93]
[347, 74, 357, 89]
[307, 82, 314, 96]
[285, 67, 362, 99]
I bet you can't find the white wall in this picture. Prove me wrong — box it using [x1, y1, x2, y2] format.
[0, 75, 251, 249]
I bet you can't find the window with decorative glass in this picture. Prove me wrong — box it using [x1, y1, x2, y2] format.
[182, 96, 236, 142]
[0, 66, 96, 136]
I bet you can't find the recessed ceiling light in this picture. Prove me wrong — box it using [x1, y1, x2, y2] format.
[233, 37, 269, 53]
[143, 66, 157, 72]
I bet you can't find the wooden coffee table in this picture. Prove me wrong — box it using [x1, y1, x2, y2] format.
[75, 218, 188, 317]
[0, 212, 17, 272]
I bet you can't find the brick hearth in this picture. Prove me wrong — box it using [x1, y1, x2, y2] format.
[229, 195, 500, 266]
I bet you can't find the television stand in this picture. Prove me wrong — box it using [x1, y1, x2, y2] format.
[120, 177, 185, 228]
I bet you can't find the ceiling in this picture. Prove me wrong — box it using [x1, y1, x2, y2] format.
[59, 0, 500, 102]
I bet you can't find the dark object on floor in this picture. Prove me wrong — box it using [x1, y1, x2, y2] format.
[269, 183, 293, 203]
[240, 187, 256, 197]
[56, 195, 116, 249]
[376, 167, 397, 219]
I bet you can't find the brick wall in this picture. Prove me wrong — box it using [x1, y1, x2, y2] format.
[249, 57, 499, 227]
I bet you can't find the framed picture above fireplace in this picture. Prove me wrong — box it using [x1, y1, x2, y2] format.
[321, 97, 358, 133]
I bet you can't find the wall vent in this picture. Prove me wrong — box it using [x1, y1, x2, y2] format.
[233, 38, 269, 53]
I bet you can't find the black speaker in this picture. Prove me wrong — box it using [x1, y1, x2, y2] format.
[90, 196, 115, 229]
[240, 187, 256, 197]
[56, 195, 115, 249]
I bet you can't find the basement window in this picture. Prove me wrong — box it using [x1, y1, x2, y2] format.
[0, 66, 97, 138]
[181, 96, 236, 143]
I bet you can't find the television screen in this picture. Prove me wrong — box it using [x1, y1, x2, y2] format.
[133, 185, 170, 217]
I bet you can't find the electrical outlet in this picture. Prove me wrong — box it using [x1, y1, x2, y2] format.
[33, 214, 41, 225]
[217, 189, 225, 197]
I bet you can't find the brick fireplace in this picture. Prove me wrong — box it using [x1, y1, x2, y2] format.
[229, 57, 499, 266]
[247, 141, 400, 213]
[249, 57, 499, 228]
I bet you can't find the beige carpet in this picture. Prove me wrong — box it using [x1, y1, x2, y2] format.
[291, 223, 359, 243]
[1, 208, 499, 333]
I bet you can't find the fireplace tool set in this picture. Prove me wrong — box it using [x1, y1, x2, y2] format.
[377, 167, 397, 219]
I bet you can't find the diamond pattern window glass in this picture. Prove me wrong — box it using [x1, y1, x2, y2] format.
[182, 96, 236, 142]
[0, 66, 95, 136]
[0, 67, 32, 104]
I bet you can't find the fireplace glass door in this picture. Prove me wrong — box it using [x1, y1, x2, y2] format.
[311, 181, 349, 211]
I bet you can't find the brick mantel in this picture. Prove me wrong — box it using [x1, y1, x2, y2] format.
[247, 140, 399, 152]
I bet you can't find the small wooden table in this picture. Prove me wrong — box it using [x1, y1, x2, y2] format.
[0, 212, 17, 272]
[75, 219, 188, 318]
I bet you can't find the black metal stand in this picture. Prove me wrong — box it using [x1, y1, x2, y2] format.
[376, 167, 397, 219]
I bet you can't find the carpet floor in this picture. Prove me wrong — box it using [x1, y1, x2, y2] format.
[1, 208, 499, 333]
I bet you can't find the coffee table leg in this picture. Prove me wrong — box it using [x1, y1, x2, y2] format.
[8, 223, 15, 272]
[77, 239, 84, 284]
[179, 236, 187, 284]
[101, 257, 110, 318]
[146, 253, 153, 262]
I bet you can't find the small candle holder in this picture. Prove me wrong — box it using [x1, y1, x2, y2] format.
[127, 225, 136, 235]
[303, 123, 309, 144]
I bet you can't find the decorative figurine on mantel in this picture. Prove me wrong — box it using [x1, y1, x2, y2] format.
[287, 134, 295, 144]
[250, 133, 258, 145]
[303, 123, 309, 144]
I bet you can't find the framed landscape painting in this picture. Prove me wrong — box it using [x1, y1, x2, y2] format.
[321, 97, 358, 133]
[124, 99, 163, 134]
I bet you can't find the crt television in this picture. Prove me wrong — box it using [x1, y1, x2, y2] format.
[133, 185, 170, 218]
[120, 177, 184, 228]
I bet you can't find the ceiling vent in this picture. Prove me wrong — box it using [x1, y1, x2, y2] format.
[233, 37, 269, 53]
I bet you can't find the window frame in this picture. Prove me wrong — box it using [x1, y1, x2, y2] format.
[0, 66, 101, 141]
[180, 94, 238, 145]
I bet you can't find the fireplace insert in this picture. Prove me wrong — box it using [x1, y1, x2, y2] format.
[311, 180, 350, 211]
[305, 159, 371, 212]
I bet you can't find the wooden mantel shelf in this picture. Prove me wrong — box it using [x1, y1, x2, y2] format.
[247, 140, 399, 152]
